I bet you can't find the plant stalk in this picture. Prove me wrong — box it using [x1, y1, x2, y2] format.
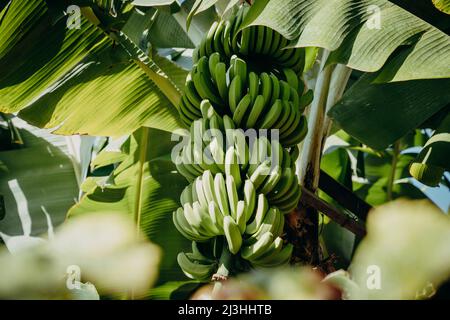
[212, 245, 233, 296]
[291, 52, 351, 265]
[387, 140, 400, 201]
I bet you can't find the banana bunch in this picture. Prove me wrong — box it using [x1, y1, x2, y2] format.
[174, 169, 294, 275]
[174, 3, 311, 281]
[179, 53, 310, 147]
[193, 5, 305, 72]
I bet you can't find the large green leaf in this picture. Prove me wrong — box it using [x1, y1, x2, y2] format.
[68, 128, 190, 291]
[148, 9, 195, 48]
[328, 72, 450, 149]
[0, 0, 184, 136]
[410, 112, 450, 186]
[353, 152, 427, 206]
[241, 0, 450, 81]
[433, 0, 450, 14]
[0, 117, 78, 250]
[319, 148, 355, 267]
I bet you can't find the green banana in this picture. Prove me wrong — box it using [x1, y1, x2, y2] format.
[222, 20, 233, 57]
[194, 177, 209, 209]
[282, 68, 299, 90]
[259, 72, 272, 109]
[208, 201, 224, 232]
[259, 165, 282, 194]
[280, 107, 301, 140]
[255, 25, 266, 53]
[214, 173, 230, 216]
[279, 80, 291, 101]
[251, 236, 283, 264]
[232, 93, 252, 127]
[268, 167, 296, 201]
[185, 76, 203, 106]
[290, 86, 300, 108]
[177, 252, 216, 281]
[225, 146, 242, 189]
[273, 100, 291, 130]
[180, 95, 201, 120]
[236, 200, 247, 234]
[223, 216, 242, 254]
[226, 174, 239, 219]
[228, 75, 243, 113]
[241, 232, 274, 261]
[214, 62, 228, 102]
[254, 243, 293, 267]
[208, 52, 221, 80]
[259, 99, 283, 129]
[233, 129, 249, 170]
[261, 27, 273, 55]
[283, 115, 308, 146]
[250, 160, 272, 190]
[246, 95, 265, 128]
[202, 171, 216, 203]
[246, 193, 269, 234]
[239, 27, 251, 55]
[205, 21, 218, 56]
[269, 74, 280, 106]
[267, 29, 279, 55]
[243, 180, 256, 222]
[213, 20, 226, 55]
[248, 71, 259, 104]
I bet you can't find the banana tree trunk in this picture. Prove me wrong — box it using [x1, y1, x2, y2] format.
[288, 50, 351, 265]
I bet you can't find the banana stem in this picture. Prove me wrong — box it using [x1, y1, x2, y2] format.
[212, 245, 233, 296]
[297, 50, 334, 187]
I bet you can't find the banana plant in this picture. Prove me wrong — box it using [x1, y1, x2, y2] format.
[0, 0, 449, 299]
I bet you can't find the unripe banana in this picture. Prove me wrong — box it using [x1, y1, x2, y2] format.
[259, 99, 283, 129]
[239, 27, 251, 55]
[269, 74, 281, 106]
[232, 93, 252, 127]
[243, 180, 256, 222]
[208, 201, 224, 232]
[246, 193, 269, 235]
[282, 68, 299, 91]
[208, 174, 227, 219]
[208, 52, 221, 80]
[225, 146, 242, 189]
[223, 216, 242, 255]
[246, 95, 266, 128]
[259, 72, 272, 110]
[205, 21, 218, 56]
[236, 200, 247, 234]
[213, 20, 226, 55]
[229, 75, 243, 113]
[248, 71, 260, 104]
[214, 62, 228, 102]
[241, 232, 274, 261]
[250, 236, 284, 265]
[255, 25, 266, 53]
